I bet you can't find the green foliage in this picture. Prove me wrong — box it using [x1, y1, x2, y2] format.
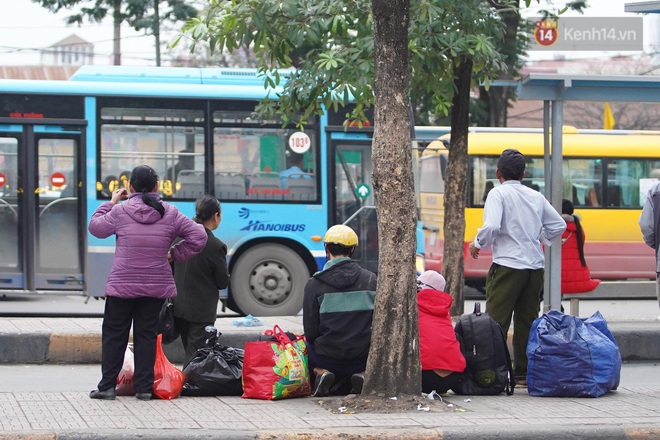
[178, 0, 506, 128]
[176, 0, 580, 127]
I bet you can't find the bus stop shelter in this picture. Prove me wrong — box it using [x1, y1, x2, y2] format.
[503, 74, 660, 311]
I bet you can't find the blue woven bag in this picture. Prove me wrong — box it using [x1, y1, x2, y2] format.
[527, 310, 621, 397]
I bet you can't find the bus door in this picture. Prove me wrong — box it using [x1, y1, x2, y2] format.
[329, 134, 378, 274]
[0, 121, 86, 294]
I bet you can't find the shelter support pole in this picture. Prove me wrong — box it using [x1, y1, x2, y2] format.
[543, 101, 551, 312]
[548, 100, 563, 312]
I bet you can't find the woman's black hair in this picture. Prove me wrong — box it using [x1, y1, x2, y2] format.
[194, 194, 221, 224]
[130, 165, 165, 218]
[562, 199, 587, 267]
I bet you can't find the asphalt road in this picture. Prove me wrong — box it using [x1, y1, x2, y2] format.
[2, 291, 659, 322]
[0, 292, 239, 317]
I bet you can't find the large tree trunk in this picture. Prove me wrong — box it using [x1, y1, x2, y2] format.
[364, 0, 419, 397]
[446, 57, 473, 317]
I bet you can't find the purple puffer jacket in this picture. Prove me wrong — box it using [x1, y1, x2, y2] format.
[88, 193, 207, 299]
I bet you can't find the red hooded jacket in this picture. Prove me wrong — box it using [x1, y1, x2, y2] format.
[561, 214, 600, 294]
[418, 288, 466, 373]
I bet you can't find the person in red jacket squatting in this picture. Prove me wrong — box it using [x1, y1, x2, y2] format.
[417, 270, 466, 394]
[88, 165, 207, 401]
[560, 199, 600, 294]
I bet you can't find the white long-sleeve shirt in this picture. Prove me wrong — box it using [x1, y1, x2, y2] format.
[638, 181, 660, 272]
[474, 180, 566, 270]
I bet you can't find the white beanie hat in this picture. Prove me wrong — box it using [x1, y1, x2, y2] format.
[417, 270, 447, 292]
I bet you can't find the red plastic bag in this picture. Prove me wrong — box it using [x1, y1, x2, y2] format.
[242, 325, 310, 400]
[116, 343, 136, 396]
[153, 334, 186, 400]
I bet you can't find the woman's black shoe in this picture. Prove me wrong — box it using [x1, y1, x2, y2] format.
[89, 388, 116, 400]
[136, 393, 152, 401]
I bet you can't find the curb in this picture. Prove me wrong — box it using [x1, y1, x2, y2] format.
[48, 333, 102, 363]
[1, 319, 659, 364]
[609, 323, 660, 360]
[0, 430, 254, 440]
[256, 426, 660, 440]
[0, 333, 50, 363]
[3, 426, 660, 440]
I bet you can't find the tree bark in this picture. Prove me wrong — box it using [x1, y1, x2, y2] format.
[154, 0, 161, 67]
[446, 57, 473, 317]
[364, 0, 419, 397]
[112, 0, 122, 65]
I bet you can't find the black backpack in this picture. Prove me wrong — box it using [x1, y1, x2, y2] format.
[452, 303, 515, 395]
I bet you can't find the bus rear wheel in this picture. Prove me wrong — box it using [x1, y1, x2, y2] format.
[229, 244, 309, 317]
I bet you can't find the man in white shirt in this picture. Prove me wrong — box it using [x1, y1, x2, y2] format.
[468, 148, 566, 386]
[639, 178, 660, 307]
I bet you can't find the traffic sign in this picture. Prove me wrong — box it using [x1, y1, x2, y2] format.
[51, 172, 66, 187]
[0, 173, 5, 187]
[356, 183, 371, 199]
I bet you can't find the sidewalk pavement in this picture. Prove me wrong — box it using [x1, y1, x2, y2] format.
[2, 315, 660, 439]
[2, 375, 660, 439]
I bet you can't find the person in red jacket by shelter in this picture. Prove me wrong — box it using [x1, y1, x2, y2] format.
[561, 199, 600, 294]
[417, 270, 466, 394]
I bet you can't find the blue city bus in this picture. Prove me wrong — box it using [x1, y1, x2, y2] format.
[0, 65, 422, 316]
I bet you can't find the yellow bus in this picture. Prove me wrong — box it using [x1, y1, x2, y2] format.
[419, 127, 660, 288]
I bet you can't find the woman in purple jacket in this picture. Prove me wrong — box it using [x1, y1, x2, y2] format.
[88, 165, 207, 401]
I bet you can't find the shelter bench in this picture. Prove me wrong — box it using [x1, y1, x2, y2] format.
[562, 280, 656, 316]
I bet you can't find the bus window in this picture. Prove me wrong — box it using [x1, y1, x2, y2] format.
[565, 158, 592, 206]
[419, 149, 446, 195]
[0, 139, 18, 198]
[335, 147, 369, 222]
[521, 157, 545, 194]
[607, 159, 650, 208]
[563, 158, 603, 207]
[471, 156, 498, 206]
[212, 116, 318, 203]
[98, 102, 205, 199]
[0, 138, 18, 271]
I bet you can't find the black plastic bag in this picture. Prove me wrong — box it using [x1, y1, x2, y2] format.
[181, 327, 244, 396]
[158, 298, 179, 344]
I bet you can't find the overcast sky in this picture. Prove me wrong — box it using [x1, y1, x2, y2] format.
[0, 0, 655, 66]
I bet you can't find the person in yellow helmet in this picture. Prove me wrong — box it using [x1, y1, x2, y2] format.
[302, 224, 377, 397]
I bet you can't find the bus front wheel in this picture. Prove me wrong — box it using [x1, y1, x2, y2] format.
[229, 244, 309, 317]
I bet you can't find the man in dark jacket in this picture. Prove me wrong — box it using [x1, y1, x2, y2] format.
[303, 224, 377, 397]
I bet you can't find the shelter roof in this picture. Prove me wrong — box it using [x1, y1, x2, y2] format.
[624, 1, 660, 13]
[508, 74, 660, 103]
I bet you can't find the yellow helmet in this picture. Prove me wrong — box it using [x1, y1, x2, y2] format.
[323, 225, 358, 247]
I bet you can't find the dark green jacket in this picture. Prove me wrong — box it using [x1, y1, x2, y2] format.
[303, 258, 377, 363]
[172, 228, 229, 323]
